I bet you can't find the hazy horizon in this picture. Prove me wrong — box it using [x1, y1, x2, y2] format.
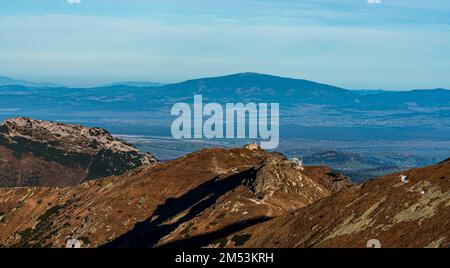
[1, 72, 449, 91]
[1, 0, 450, 90]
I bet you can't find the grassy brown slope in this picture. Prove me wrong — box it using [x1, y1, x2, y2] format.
[0, 148, 266, 247]
[218, 160, 450, 248]
[0, 148, 346, 248]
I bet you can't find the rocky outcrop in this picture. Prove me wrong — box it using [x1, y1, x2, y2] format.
[0, 117, 157, 187]
[245, 157, 342, 208]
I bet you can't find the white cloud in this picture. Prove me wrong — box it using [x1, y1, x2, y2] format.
[367, 0, 382, 4]
[67, 0, 81, 4]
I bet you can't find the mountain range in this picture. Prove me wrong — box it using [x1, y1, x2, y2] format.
[102, 81, 166, 88]
[1, 72, 449, 108]
[0, 76, 62, 88]
[1, 72, 448, 132]
[0, 119, 447, 248]
[0, 73, 449, 181]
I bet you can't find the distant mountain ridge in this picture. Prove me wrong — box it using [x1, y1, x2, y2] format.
[102, 81, 165, 87]
[154, 72, 357, 105]
[1, 72, 448, 114]
[3, 72, 448, 92]
[0, 76, 62, 88]
[153, 73, 450, 107]
[0, 72, 449, 139]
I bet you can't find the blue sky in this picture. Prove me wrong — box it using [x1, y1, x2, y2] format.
[0, 0, 449, 89]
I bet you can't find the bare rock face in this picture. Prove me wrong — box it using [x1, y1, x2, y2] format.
[246, 157, 340, 207]
[248, 156, 352, 198]
[0, 117, 157, 187]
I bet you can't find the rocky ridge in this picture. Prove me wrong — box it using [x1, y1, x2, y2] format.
[0, 147, 349, 248]
[0, 117, 157, 187]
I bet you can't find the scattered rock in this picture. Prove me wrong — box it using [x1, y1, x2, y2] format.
[400, 175, 409, 183]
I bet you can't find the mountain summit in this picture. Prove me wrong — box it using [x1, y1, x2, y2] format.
[0, 118, 157, 187]
[156, 72, 358, 105]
